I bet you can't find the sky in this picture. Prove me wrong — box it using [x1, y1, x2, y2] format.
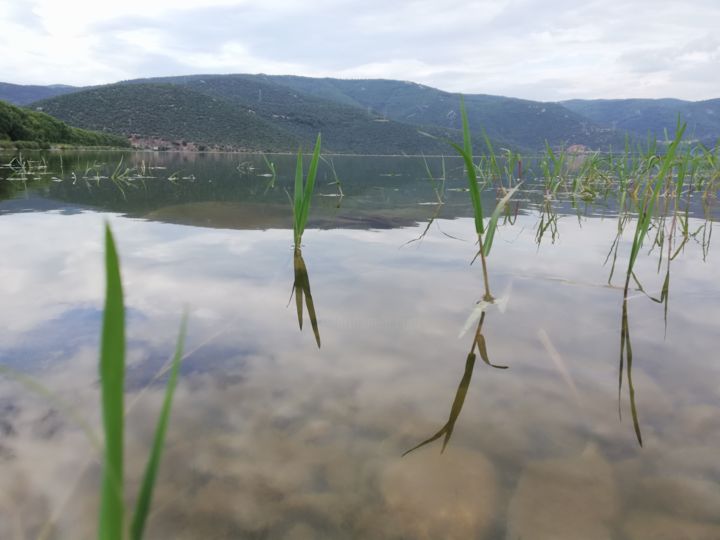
[0, 0, 718, 102]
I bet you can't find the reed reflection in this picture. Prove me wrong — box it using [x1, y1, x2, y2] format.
[290, 247, 321, 348]
[403, 301, 507, 457]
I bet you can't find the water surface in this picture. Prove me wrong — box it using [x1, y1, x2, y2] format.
[1, 151, 719, 539]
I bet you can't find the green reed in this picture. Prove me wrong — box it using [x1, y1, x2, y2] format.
[421, 153, 446, 204]
[625, 121, 686, 284]
[292, 134, 322, 248]
[262, 153, 277, 186]
[321, 155, 344, 200]
[100, 223, 187, 540]
[449, 97, 521, 301]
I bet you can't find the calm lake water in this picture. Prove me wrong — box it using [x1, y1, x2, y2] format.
[1, 151, 719, 539]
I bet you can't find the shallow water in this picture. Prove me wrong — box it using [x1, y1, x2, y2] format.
[1, 151, 719, 539]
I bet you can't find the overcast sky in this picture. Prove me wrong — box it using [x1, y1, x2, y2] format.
[1, 0, 718, 101]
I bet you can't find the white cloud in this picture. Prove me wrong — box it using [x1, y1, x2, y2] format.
[0, 0, 718, 99]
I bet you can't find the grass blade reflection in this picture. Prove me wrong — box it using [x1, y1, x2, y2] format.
[403, 352, 476, 457]
[404, 311, 506, 456]
[619, 288, 643, 447]
[292, 248, 321, 348]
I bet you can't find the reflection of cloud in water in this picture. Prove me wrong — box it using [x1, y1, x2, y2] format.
[0, 211, 719, 537]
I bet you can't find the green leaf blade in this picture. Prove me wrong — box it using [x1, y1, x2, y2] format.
[293, 149, 304, 245]
[449, 141, 484, 236]
[299, 134, 322, 239]
[99, 223, 126, 540]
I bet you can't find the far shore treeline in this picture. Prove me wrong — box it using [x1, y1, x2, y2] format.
[0, 99, 130, 149]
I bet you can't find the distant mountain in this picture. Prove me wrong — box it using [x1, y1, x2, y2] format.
[265, 76, 624, 150]
[32, 83, 298, 151]
[7, 74, 718, 153]
[121, 74, 457, 154]
[0, 82, 78, 105]
[0, 99, 129, 148]
[561, 98, 720, 146]
[31, 76, 460, 154]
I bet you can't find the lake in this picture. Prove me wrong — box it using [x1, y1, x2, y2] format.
[1, 150, 719, 539]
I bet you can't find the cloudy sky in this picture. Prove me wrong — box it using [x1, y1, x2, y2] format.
[1, 0, 718, 101]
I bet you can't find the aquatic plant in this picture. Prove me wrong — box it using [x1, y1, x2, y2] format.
[624, 121, 686, 284]
[261, 153, 277, 191]
[99, 223, 187, 540]
[321, 155, 344, 200]
[421, 154, 445, 204]
[292, 134, 322, 248]
[449, 98, 521, 301]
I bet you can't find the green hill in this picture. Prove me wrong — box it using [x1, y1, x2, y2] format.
[265, 76, 624, 150]
[122, 74, 456, 154]
[32, 83, 298, 151]
[0, 99, 129, 148]
[561, 98, 720, 145]
[18, 74, 719, 152]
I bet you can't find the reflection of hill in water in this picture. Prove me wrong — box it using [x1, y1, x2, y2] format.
[144, 201, 430, 230]
[2, 151, 719, 228]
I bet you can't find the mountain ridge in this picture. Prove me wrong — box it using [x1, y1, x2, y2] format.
[561, 98, 720, 145]
[4, 74, 716, 153]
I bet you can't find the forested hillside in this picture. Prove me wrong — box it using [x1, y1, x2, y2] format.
[0, 99, 129, 148]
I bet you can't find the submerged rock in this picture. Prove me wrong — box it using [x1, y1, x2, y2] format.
[630, 475, 720, 523]
[506, 443, 617, 540]
[380, 446, 497, 539]
[622, 512, 720, 540]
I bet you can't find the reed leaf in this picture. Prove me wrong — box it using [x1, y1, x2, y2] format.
[293, 149, 304, 246]
[99, 223, 125, 540]
[451, 97, 484, 235]
[293, 134, 322, 247]
[628, 121, 686, 274]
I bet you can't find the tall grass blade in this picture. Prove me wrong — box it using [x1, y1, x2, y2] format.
[130, 314, 188, 540]
[627, 122, 686, 275]
[451, 97, 484, 234]
[292, 134, 322, 247]
[293, 150, 304, 246]
[99, 223, 125, 540]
